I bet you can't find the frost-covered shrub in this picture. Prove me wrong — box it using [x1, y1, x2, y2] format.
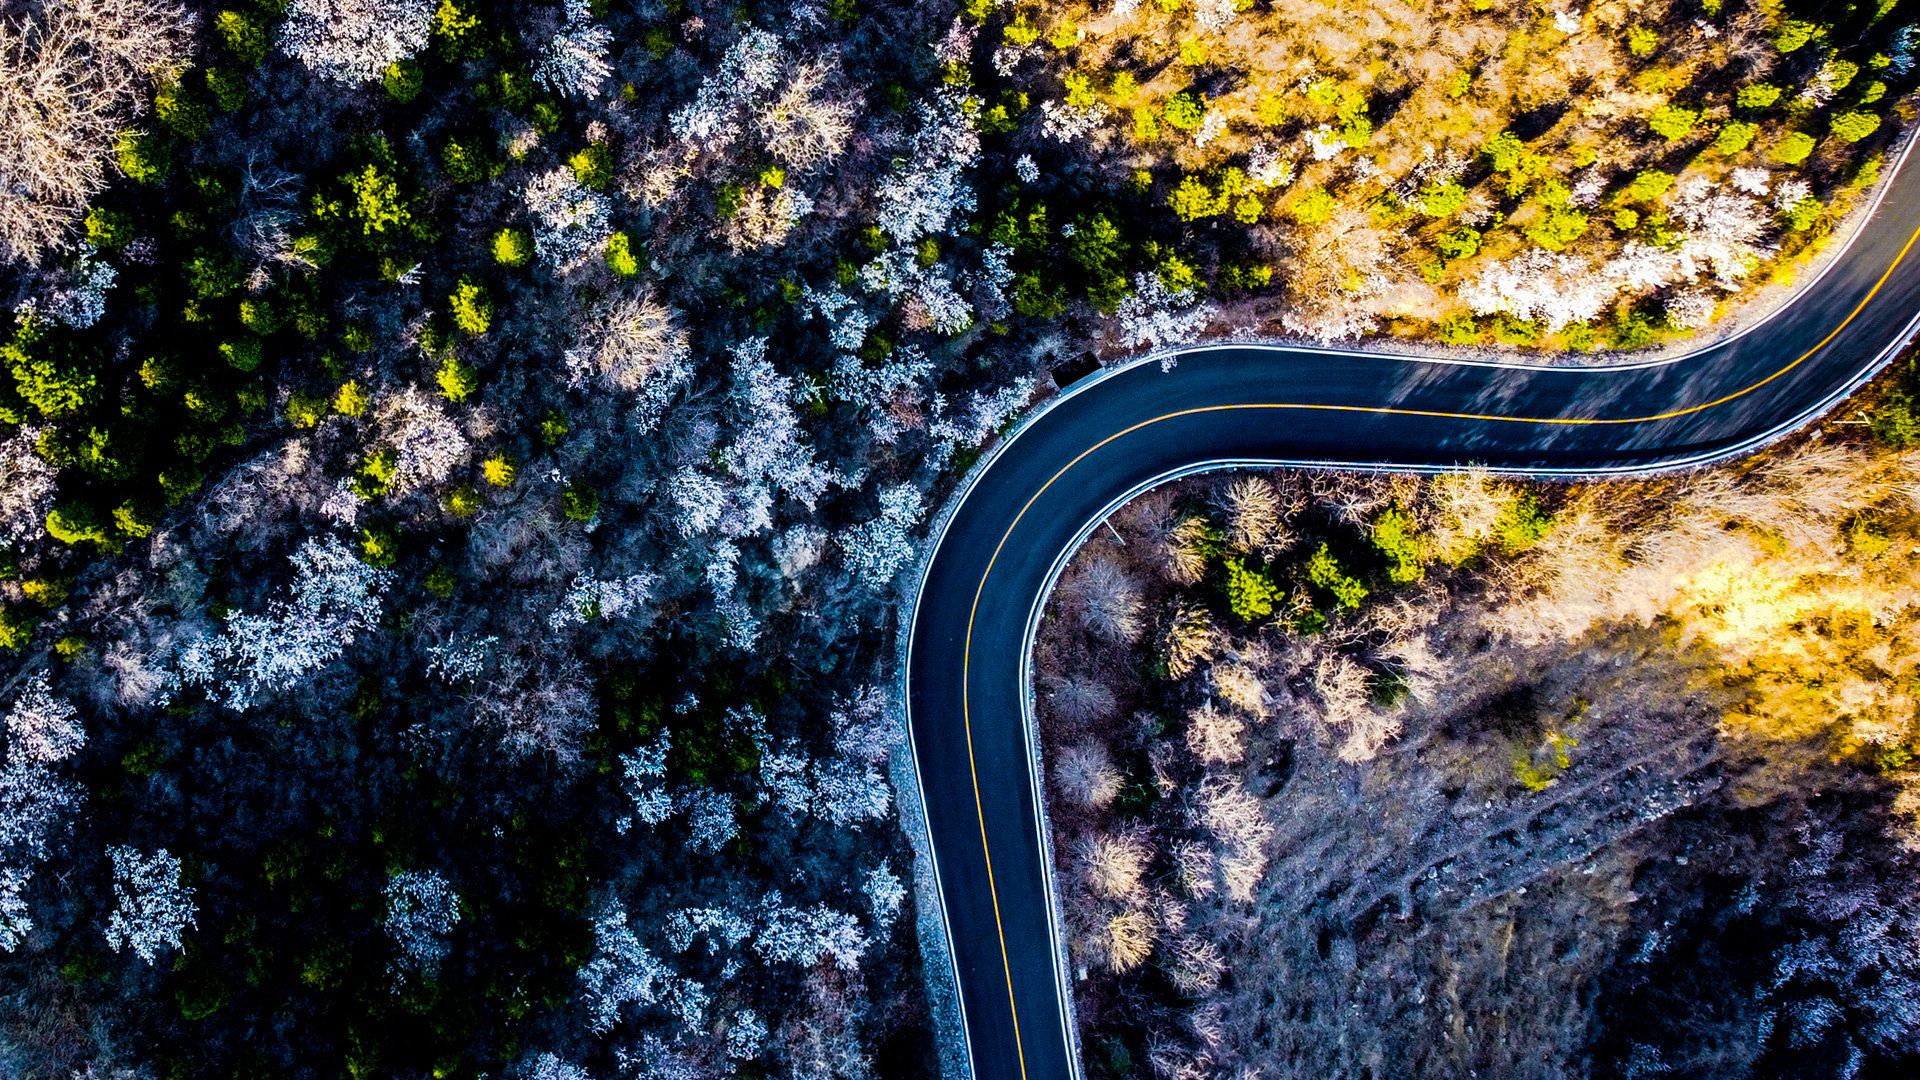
[523, 168, 612, 272]
[665, 905, 753, 955]
[1664, 287, 1716, 330]
[37, 247, 117, 328]
[175, 536, 393, 709]
[726, 1009, 768, 1059]
[534, 0, 610, 100]
[0, 672, 84, 950]
[426, 635, 496, 683]
[1039, 98, 1106, 143]
[385, 869, 459, 979]
[279, 0, 432, 84]
[523, 1055, 591, 1080]
[102, 845, 195, 964]
[1458, 249, 1621, 332]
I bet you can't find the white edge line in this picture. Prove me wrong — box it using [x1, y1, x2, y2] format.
[900, 125, 1920, 1080]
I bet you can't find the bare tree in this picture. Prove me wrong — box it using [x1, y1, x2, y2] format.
[1185, 702, 1246, 766]
[0, 0, 194, 263]
[1054, 740, 1122, 810]
[1075, 829, 1153, 903]
[1047, 674, 1117, 724]
[1071, 559, 1144, 642]
[1162, 604, 1221, 679]
[1215, 475, 1289, 554]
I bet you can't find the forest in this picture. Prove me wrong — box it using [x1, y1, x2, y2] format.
[0, 0, 1915, 1077]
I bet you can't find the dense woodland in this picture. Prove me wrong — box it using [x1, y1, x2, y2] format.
[1034, 363, 1920, 1078]
[0, 0, 1918, 1077]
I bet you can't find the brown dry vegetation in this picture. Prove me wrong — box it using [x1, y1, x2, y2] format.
[1034, 406, 1920, 1075]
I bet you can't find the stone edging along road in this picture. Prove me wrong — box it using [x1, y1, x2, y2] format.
[897, 128, 1920, 1080]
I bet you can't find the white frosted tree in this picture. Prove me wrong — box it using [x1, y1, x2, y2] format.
[385, 869, 460, 980]
[872, 87, 979, 245]
[754, 892, 867, 971]
[1114, 272, 1217, 349]
[5, 671, 84, 765]
[102, 845, 195, 964]
[579, 906, 672, 1034]
[523, 1054, 592, 1080]
[279, 0, 432, 84]
[0, 673, 84, 950]
[618, 731, 674, 831]
[813, 756, 891, 827]
[721, 337, 835, 534]
[372, 387, 469, 493]
[547, 572, 656, 632]
[864, 863, 905, 928]
[840, 483, 925, 593]
[831, 686, 899, 765]
[682, 789, 739, 854]
[534, 0, 610, 100]
[670, 29, 783, 152]
[523, 168, 612, 272]
[0, 426, 57, 544]
[174, 536, 393, 709]
[578, 905, 711, 1036]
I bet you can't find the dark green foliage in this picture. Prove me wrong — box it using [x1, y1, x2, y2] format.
[383, 60, 425, 103]
[214, 10, 270, 64]
[1873, 392, 1919, 449]
[561, 483, 599, 522]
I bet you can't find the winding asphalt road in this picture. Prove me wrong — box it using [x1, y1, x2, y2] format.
[904, 135, 1920, 1080]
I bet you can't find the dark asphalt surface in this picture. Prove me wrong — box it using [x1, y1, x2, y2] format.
[905, 141, 1920, 1080]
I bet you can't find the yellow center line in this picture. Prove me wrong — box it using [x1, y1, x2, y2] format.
[953, 213, 1920, 1080]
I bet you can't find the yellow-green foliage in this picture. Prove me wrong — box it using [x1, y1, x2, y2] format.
[449, 281, 492, 336]
[482, 452, 516, 487]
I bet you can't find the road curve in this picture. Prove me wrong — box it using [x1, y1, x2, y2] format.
[905, 136, 1920, 1080]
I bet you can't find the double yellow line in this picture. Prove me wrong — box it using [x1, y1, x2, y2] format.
[951, 215, 1920, 1079]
